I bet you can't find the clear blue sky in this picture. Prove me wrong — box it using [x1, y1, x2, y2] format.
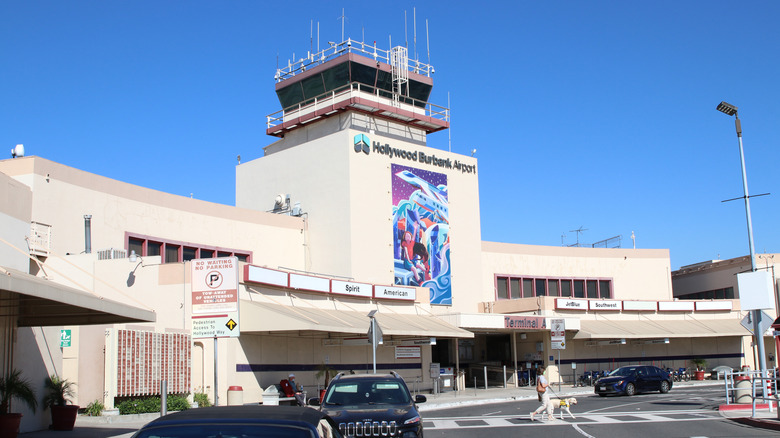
[3, 1, 779, 270]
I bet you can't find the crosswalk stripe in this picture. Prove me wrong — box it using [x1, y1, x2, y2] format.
[424, 411, 722, 430]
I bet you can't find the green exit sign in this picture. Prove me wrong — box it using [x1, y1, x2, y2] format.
[60, 329, 71, 347]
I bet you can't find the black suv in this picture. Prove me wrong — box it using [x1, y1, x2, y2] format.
[309, 372, 426, 438]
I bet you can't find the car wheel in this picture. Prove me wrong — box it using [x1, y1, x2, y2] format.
[660, 380, 670, 393]
[625, 383, 636, 396]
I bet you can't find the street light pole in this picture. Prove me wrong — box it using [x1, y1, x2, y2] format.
[716, 101, 768, 394]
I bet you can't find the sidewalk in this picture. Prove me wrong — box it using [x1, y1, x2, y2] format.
[718, 400, 780, 432]
[20, 379, 770, 437]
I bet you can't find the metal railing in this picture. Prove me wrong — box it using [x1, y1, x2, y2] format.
[275, 38, 435, 82]
[723, 369, 780, 419]
[266, 82, 449, 131]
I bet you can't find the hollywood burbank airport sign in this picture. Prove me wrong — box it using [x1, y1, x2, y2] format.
[353, 133, 477, 176]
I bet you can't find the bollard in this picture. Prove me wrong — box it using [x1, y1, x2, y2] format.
[484, 366, 488, 390]
[735, 375, 751, 403]
[227, 386, 244, 406]
[161, 380, 168, 417]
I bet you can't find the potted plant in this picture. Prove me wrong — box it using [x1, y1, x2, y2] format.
[691, 358, 707, 380]
[43, 375, 78, 430]
[0, 369, 38, 438]
[315, 363, 339, 400]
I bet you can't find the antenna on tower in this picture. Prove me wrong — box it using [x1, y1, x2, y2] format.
[310, 19, 313, 53]
[448, 91, 451, 152]
[426, 19, 431, 65]
[338, 8, 346, 42]
[404, 10, 408, 48]
[569, 226, 588, 247]
[413, 7, 417, 61]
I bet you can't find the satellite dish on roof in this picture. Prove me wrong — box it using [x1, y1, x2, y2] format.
[11, 144, 24, 158]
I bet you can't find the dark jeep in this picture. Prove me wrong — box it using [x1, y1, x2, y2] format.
[309, 372, 426, 438]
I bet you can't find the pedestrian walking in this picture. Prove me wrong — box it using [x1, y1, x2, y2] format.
[530, 365, 552, 421]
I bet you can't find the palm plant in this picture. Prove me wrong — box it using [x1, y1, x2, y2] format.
[315, 363, 339, 388]
[0, 369, 37, 414]
[42, 375, 76, 409]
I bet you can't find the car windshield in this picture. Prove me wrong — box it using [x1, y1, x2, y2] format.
[323, 380, 411, 406]
[132, 423, 321, 438]
[610, 366, 639, 376]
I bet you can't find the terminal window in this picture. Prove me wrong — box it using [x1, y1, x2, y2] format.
[495, 276, 613, 300]
[127, 235, 251, 264]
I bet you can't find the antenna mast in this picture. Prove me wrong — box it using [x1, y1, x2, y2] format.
[339, 8, 346, 41]
[569, 227, 588, 247]
[448, 92, 451, 152]
[426, 19, 431, 65]
[404, 10, 408, 48]
[413, 7, 417, 61]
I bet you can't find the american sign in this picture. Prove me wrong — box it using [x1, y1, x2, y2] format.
[244, 265, 415, 301]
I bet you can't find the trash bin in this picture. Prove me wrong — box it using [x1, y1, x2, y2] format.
[227, 386, 244, 406]
[735, 376, 751, 403]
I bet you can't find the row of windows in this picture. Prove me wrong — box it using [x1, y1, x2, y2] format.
[677, 287, 734, 300]
[128, 235, 251, 264]
[495, 276, 612, 300]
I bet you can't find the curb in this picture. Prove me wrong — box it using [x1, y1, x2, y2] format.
[730, 417, 780, 432]
[719, 403, 775, 411]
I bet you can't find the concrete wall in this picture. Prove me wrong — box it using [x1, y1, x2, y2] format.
[481, 242, 673, 305]
[238, 115, 483, 312]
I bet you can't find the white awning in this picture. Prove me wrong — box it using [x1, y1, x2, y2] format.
[240, 300, 473, 339]
[1, 267, 156, 326]
[573, 318, 749, 340]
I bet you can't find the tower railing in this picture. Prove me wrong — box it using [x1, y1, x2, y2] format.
[266, 82, 449, 131]
[274, 38, 434, 82]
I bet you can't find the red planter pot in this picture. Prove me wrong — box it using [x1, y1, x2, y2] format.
[50, 405, 79, 431]
[694, 370, 705, 381]
[0, 413, 23, 438]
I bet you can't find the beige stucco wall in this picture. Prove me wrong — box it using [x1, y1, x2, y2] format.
[0, 169, 32, 272]
[672, 255, 780, 302]
[481, 242, 673, 305]
[0, 157, 306, 270]
[238, 115, 483, 311]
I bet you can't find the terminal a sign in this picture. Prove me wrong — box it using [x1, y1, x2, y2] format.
[504, 315, 546, 330]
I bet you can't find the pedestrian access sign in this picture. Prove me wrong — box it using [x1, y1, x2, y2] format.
[60, 329, 71, 347]
[550, 318, 565, 350]
[191, 257, 240, 339]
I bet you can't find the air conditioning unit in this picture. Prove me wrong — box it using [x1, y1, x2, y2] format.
[291, 202, 303, 216]
[98, 248, 127, 260]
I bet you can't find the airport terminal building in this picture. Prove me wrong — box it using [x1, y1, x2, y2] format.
[1, 39, 775, 433]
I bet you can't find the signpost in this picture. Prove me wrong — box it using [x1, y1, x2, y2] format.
[191, 257, 239, 405]
[550, 318, 565, 390]
[367, 310, 383, 373]
[741, 310, 773, 336]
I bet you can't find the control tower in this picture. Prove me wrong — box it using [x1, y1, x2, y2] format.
[266, 38, 449, 139]
[237, 37, 481, 309]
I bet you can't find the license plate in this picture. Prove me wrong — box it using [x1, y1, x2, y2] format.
[599, 386, 606, 391]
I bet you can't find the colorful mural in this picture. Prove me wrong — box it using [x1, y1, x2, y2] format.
[391, 163, 451, 305]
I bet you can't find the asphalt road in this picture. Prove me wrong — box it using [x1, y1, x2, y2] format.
[422, 386, 777, 438]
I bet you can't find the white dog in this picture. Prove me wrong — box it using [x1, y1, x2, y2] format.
[547, 397, 577, 420]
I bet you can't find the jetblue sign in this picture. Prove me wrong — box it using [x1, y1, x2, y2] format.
[353, 134, 477, 175]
